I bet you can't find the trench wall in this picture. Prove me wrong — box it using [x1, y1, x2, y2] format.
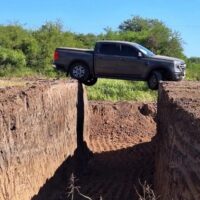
[0, 80, 88, 200]
[155, 81, 200, 200]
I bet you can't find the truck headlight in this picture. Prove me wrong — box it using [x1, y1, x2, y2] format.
[174, 61, 182, 72]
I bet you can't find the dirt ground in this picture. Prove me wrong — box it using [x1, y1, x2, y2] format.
[72, 101, 157, 200]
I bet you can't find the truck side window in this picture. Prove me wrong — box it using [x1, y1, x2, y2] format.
[121, 45, 138, 57]
[99, 43, 120, 55]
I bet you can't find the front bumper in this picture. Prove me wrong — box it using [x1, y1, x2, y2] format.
[170, 71, 185, 81]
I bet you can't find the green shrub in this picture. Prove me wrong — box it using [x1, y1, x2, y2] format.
[186, 61, 200, 81]
[0, 47, 26, 68]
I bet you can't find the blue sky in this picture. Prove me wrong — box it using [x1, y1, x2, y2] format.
[0, 0, 200, 57]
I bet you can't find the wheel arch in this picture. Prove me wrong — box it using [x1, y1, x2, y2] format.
[146, 67, 171, 81]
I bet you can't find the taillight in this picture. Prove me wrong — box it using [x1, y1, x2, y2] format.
[54, 51, 59, 60]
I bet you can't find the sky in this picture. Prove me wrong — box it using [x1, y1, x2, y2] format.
[0, 0, 200, 57]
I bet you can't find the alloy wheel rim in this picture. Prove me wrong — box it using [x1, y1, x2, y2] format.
[72, 66, 85, 78]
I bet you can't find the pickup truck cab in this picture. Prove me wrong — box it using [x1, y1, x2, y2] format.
[53, 40, 186, 89]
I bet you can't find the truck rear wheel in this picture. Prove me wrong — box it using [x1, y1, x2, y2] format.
[147, 71, 162, 90]
[69, 62, 89, 81]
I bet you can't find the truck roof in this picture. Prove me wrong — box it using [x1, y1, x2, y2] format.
[96, 40, 138, 46]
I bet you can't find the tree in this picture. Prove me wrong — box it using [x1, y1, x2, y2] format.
[33, 21, 86, 71]
[119, 16, 161, 32]
[118, 16, 184, 58]
[0, 24, 39, 67]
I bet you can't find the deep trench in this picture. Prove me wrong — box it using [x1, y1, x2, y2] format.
[32, 83, 157, 200]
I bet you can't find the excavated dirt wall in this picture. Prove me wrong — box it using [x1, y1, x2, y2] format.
[0, 80, 88, 200]
[2, 79, 200, 200]
[155, 81, 200, 200]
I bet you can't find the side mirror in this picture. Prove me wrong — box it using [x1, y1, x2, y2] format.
[138, 52, 143, 58]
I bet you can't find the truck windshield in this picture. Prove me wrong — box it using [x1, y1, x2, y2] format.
[134, 44, 155, 57]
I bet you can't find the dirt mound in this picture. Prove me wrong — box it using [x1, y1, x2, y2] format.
[88, 101, 156, 152]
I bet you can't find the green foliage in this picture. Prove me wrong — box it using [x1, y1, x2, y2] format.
[0, 65, 35, 77]
[186, 59, 200, 80]
[87, 79, 157, 102]
[119, 16, 161, 32]
[75, 33, 97, 48]
[0, 47, 26, 68]
[118, 16, 184, 58]
[0, 24, 28, 49]
[0, 24, 39, 67]
[33, 21, 65, 69]
[188, 57, 200, 64]
[33, 21, 88, 70]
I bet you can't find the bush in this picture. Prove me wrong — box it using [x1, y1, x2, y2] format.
[186, 61, 200, 81]
[0, 47, 26, 68]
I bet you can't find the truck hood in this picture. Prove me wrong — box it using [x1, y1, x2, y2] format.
[152, 55, 185, 63]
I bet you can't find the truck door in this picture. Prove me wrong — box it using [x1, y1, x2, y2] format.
[94, 43, 147, 79]
[117, 44, 147, 79]
[94, 43, 123, 76]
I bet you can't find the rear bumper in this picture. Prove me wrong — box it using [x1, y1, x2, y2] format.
[53, 64, 68, 73]
[53, 64, 62, 70]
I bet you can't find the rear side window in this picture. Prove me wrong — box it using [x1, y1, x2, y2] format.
[121, 45, 138, 57]
[99, 43, 120, 55]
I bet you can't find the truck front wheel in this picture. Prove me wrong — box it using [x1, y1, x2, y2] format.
[147, 71, 162, 90]
[69, 63, 89, 81]
[83, 77, 98, 86]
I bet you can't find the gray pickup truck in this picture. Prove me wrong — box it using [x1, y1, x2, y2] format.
[53, 40, 186, 89]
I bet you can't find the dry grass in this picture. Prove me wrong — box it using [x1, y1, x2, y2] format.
[67, 173, 103, 200]
[67, 173, 93, 200]
[135, 180, 159, 200]
[0, 79, 27, 87]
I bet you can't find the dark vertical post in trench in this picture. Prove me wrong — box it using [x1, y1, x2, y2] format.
[74, 82, 92, 175]
[77, 82, 84, 147]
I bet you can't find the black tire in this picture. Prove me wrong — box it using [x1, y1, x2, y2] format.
[69, 62, 89, 81]
[83, 77, 98, 86]
[147, 71, 162, 90]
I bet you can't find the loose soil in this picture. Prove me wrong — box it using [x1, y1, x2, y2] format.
[74, 101, 157, 200]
